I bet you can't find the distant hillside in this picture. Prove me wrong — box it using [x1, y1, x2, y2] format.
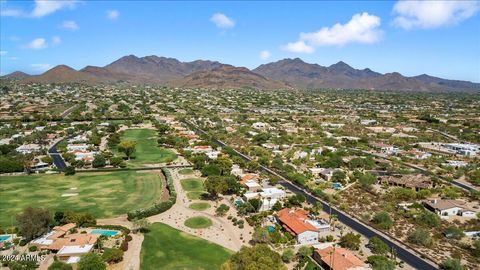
[5, 54, 478, 92]
[23, 65, 98, 84]
[177, 65, 289, 90]
[2, 71, 31, 80]
[254, 58, 480, 92]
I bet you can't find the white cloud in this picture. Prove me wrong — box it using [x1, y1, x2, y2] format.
[259, 50, 271, 60]
[61, 20, 79, 30]
[31, 0, 78, 17]
[30, 63, 51, 72]
[23, 38, 47, 49]
[0, 8, 23, 17]
[210, 13, 235, 28]
[0, 51, 7, 56]
[283, 12, 382, 53]
[283, 41, 315, 54]
[52, 36, 61, 45]
[393, 0, 480, 29]
[106, 9, 119, 20]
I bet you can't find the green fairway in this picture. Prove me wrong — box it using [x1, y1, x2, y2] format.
[141, 223, 231, 270]
[184, 217, 213, 229]
[180, 178, 204, 191]
[178, 168, 194, 175]
[115, 129, 177, 167]
[189, 202, 211, 211]
[0, 171, 163, 228]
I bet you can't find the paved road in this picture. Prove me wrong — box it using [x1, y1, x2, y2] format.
[60, 104, 78, 118]
[186, 121, 438, 270]
[48, 145, 66, 171]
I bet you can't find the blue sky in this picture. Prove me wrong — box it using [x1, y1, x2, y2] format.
[1, 0, 479, 82]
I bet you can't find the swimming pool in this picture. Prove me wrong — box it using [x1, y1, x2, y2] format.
[0, 235, 11, 242]
[90, 229, 119, 236]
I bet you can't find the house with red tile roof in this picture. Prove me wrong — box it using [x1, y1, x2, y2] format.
[313, 246, 370, 270]
[277, 208, 320, 244]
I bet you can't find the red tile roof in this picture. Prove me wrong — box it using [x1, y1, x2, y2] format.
[277, 208, 318, 235]
[315, 246, 366, 270]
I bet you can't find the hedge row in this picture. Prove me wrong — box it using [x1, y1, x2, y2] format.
[127, 168, 177, 220]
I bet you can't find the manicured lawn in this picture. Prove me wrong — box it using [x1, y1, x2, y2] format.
[178, 168, 194, 175]
[189, 202, 211, 211]
[184, 217, 213, 229]
[140, 223, 232, 270]
[0, 171, 163, 228]
[187, 191, 207, 200]
[114, 129, 177, 167]
[180, 178, 204, 192]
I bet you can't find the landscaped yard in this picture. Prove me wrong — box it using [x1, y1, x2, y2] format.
[114, 129, 177, 167]
[140, 223, 232, 270]
[0, 171, 163, 228]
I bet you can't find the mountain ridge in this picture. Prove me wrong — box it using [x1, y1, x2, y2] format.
[3, 55, 478, 92]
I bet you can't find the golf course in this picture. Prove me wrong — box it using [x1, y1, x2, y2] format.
[0, 171, 163, 228]
[181, 178, 208, 200]
[140, 223, 232, 270]
[114, 128, 177, 167]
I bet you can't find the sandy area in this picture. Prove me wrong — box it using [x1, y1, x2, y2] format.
[147, 168, 253, 252]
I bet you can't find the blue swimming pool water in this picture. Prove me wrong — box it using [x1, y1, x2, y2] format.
[90, 229, 119, 236]
[0, 235, 11, 242]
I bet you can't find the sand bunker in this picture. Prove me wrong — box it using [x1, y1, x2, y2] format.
[61, 193, 79, 197]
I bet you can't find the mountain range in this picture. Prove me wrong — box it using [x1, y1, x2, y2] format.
[3, 55, 479, 92]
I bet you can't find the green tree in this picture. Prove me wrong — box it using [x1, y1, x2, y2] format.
[78, 253, 106, 270]
[445, 226, 464, 240]
[367, 237, 389, 255]
[132, 218, 150, 233]
[221, 244, 286, 270]
[367, 255, 395, 270]
[331, 170, 347, 184]
[371, 212, 394, 230]
[64, 166, 75, 175]
[416, 211, 441, 228]
[281, 249, 295, 263]
[109, 156, 123, 167]
[204, 175, 228, 198]
[339, 233, 361, 250]
[201, 163, 222, 176]
[358, 173, 376, 189]
[298, 246, 313, 258]
[117, 140, 136, 160]
[440, 258, 465, 270]
[16, 207, 52, 241]
[102, 248, 124, 263]
[215, 204, 230, 216]
[407, 228, 433, 247]
[92, 154, 106, 168]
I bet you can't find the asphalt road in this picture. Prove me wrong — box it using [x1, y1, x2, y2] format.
[186, 121, 438, 270]
[48, 145, 66, 171]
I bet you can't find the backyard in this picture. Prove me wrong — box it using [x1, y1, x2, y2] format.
[0, 171, 163, 228]
[140, 223, 232, 270]
[114, 128, 177, 167]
